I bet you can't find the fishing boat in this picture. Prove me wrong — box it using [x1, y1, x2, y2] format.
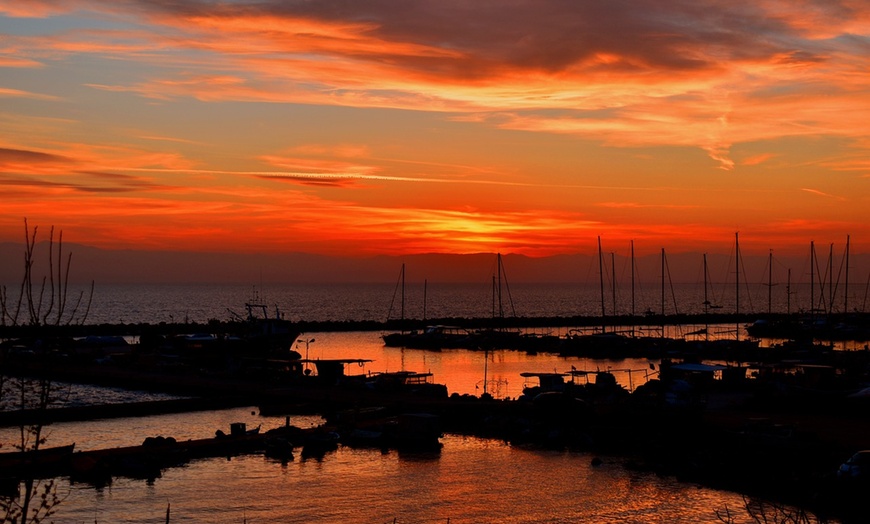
[365, 370, 448, 398]
[149, 297, 301, 370]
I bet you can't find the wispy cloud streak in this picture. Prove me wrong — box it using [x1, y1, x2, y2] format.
[3, 0, 868, 168]
[1, 1, 869, 255]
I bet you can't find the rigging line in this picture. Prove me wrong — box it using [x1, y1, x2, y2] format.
[816, 245, 831, 315]
[862, 270, 870, 314]
[662, 250, 684, 338]
[385, 263, 404, 323]
[611, 252, 617, 317]
[831, 242, 848, 314]
[616, 249, 631, 316]
[764, 250, 777, 315]
[705, 254, 723, 309]
[631, 241, 648, 316]
[601, 252, 614, 313]
[737, 242, 755, 313]
[693, 253, 705, 293]
[719, 240, 736, 310]
[598, 237, 607, 323]
[825, 243, 836, 314]
[760, 250, 775, 288]
[797, 249, 810, 313]
[499, 254, 517, 318]
[664, 251, 680, 316]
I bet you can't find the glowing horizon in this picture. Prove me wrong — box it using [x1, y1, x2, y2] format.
[1, 1, 869, 260]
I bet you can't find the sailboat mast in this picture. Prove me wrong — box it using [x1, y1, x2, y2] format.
[491, 275, 496, 319]
[498, 253, 504, 318]
[611, 252, 616, 316]
[828, 242, 834, 315]
[768, 250, 773, 315]
[598, 237, 606, 331]
[423, 278, 427, 321]
[661, 247, 665, 338]
[631, 240, 636, 317]
[735, 232, 740, 341]
[400, 263, 405, 323]
[845, 234, 850, 314]
[704, 253, 710, 342]
[704, 253, 709, 315]
[735, 232, 740, 316]
[810, 241, 816, 320]
[660, 248, 665, 317]
[483, 348, 489, 396]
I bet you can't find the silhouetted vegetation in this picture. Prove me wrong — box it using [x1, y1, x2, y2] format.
[1, 220, 86, 523]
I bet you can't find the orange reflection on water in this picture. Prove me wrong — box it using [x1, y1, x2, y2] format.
[302, 330, 656, 397]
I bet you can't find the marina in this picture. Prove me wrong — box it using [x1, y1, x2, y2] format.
[5, 1, 870, 521]
[4, 318, 870, 522]
[3, 276, 870, 522]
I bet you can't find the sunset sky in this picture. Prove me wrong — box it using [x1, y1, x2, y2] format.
[2, 0, 869, 260]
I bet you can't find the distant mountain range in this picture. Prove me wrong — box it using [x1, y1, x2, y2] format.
[1, 242, 867, 286]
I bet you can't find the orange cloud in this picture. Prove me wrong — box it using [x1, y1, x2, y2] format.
[0, 87, 57, 100]
[801, 188, 846, 200]
[2, 1, 870, 259]
[0, 57, 43, 68]
[0, 1, 72, 18]
[596, 202, 699, 210]
[6, 0, 868, 173]
[741, 153, 777, 166]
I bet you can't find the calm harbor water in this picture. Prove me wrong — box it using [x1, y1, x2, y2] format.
[2, 403, 787, 523]
[2, 283, 850, 522]
[54, 432, 765, 524]
[2, 330, 840, 523]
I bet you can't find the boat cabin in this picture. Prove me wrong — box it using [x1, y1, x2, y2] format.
[520, 372, 568, 393]
[298, 358, 372, 384]
[367, 371, 448, 397]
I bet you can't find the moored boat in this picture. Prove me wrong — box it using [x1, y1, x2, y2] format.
[0, 443, 76, 477]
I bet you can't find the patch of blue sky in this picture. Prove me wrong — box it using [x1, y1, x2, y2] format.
[0, 12, 127, 36]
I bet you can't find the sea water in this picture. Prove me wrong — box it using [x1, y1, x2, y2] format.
[73, 281, 854, 325]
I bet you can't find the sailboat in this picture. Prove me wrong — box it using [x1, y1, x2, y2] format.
[470, 253, 526, 350]
[748, 240, 813, 340]
[717, 233, 759, 356]
[382, 263, 412, 347]
[559, 238, 635, 358]
[381, 264, 472, 350]
[686, 252, 723, 343]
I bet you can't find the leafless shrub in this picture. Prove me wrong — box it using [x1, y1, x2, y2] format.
[716, 495, 826, 524]
[1, 218, 94, 327]
[1, 219, 86, 522]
